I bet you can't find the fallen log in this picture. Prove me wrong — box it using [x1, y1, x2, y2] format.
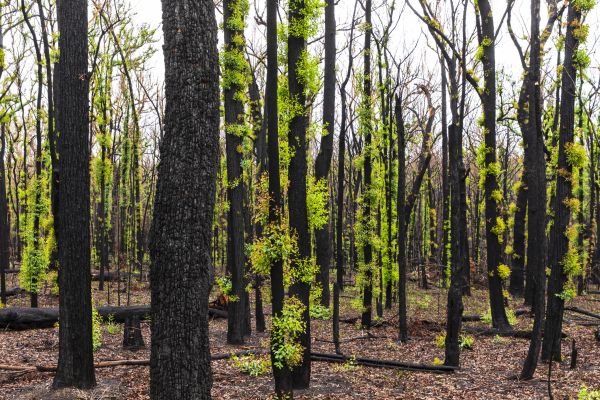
[5, 287, 25, 297]
[462, 309, 528, 322]
[463, 326, 567, 339]
[310, 352, 456, 373]
[91, 271, 141, 282]
[0, 350, 454, 375]
[0, 306, 227, 330]
[0, 350, 266, 374]
[565, 306, 600, 320]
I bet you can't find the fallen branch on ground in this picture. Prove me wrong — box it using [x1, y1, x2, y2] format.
[310, 352, 457, 373]
[0, 350, 266, 373]
[0, 306, 227, 330]
[565, 306, 600, 320]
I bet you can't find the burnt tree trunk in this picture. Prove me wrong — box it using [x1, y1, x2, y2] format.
[53, 0, 96, 389]
[314, 0, 336, 308]
[478, 0, 510, 331]
[360, 0, 374, 329]
[520, 0, 549, 380]
[223, 0, 249, 345]
[267, 0, 293, 395]
[149, 0, 220, 398]
[542, 1, 582, 363]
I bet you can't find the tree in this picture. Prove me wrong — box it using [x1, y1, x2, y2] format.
[149, 0, 220, 398]
[287, 0, 313, 387]
[223, 0, 251, 345]
[53, 0, 96, 389]
[266, 0, 293, 396]
[476, 0, 511, 332]
[519, 0, 558, 380]
[360, 0, 374, 329]
[314, 0, 336, 308]
[542, 0, 592, 363]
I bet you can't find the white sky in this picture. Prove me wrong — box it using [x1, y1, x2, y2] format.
[129, 0, 600, 82]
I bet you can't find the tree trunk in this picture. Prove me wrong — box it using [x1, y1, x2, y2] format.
[396, 96, 408, 342]
[361, 0, 373, 329]
[149, 0, 220, 398]
[520, 0, 548, 379]
[478, 0, 510, 331]
[53, 0, 96, 388]
[223, 0, 249, 345]
[542, 1, 583, 363]
[288, 0, 312, 387]
[314, 0, 336, 308]
[0, 124, 8, 306]
[267, 0, 293, 395]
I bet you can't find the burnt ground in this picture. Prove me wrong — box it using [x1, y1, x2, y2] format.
[1, 272, 599, 399]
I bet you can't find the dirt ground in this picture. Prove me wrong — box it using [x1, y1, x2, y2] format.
[1, 272, 599, 399]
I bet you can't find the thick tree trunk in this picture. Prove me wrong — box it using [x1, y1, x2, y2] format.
[149, 0, 220, 398]
[53, 0, 96, 389]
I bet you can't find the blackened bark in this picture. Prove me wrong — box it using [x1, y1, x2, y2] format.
[36, 0, 58, 271]
[267, 0, 292, 395]
[249, 68, 267, 334]
[520, 0, 547, 379]
[223, 0, 249, 345]
[361, 0, 373, 329]
[542, 3, 581, 361]
[478, 0, 510, 331]
[314, 0, 336, 307]
[542, 1, 581, 362]
[288, 0, 312, 387]
[510, 173, 527, 297]
[53, 0, 96, 389]
[440, 60, 450, 284]
[149, 0, 219, 398]
[0, 124, 7, 306]
[396, 96, 408, 342]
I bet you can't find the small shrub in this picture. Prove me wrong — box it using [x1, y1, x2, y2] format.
[579, 387, 600, 400]
[92, 307, 103, 351]
[435, 333, 446, 348]
[459, 335, 475, 350]
[310, 304, 331, 320]
[106, 314, 120, 335]
[231, 353, 270, 377]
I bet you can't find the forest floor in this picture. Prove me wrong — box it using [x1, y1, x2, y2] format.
[1, 271, 599, 399]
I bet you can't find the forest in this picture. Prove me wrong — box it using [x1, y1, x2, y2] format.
[0, 0, 600, 398]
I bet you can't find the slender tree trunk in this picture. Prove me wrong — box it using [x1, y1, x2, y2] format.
[314, 0, 336, 308]
[149, 0, 219, 397]
[223, 0, 249, 345]
[396, 96, 408, 342]
[520, 0, 547, 379]
[53, 0, 96, 388]
[267, 0, 292, 395]
[478, 0, 510, 331]
[542, 1, 582, 363]
[360, 0, 373, 329]
[0, 124, 8, 306]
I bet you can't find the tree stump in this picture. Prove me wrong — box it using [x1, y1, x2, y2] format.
[123, 315, 145, 350]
